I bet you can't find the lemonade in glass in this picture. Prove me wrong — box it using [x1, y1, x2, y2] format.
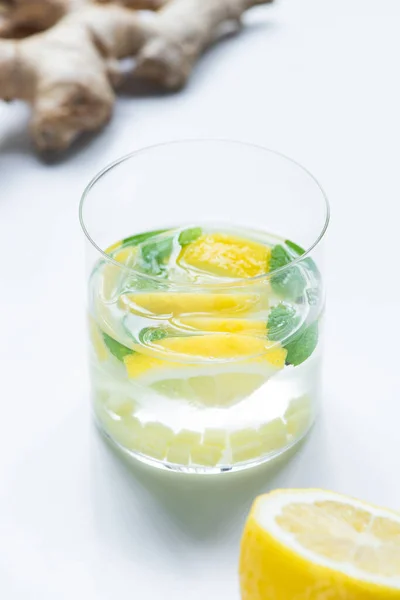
[80, 141, 329, 473]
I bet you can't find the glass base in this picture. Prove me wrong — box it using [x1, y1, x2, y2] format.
[95, 416, 314, 475]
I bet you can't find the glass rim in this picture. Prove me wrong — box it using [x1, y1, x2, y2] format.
[79, 139, 330, 287]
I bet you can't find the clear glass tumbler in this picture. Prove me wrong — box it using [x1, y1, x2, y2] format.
[80, 140, 329, 474]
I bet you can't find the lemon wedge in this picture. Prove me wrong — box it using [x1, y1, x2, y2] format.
[179, 232, 271, 278]
[124, 334, 286, 407]
[240, 489, 400, 599]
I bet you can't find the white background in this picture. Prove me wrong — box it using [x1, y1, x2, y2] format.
[1, 0, 399, 597]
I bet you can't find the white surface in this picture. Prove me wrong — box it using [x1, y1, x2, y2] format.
[1, 0, 399, 597]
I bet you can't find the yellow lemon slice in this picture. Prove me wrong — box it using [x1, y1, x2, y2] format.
[124, 334, 286, 407]
[179, 232, 271, 278]
[240, 489, 400, 600]
[175, 317, 266, 335]
[119, 291, 267, 317]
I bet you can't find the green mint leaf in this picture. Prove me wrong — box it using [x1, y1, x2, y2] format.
[286, 238, 320, 279]
[284, 321, 319, 366]
[270, 244, 292, 270]
[139, 236, 173, 276]
[270, 244, 305, 300]
[267, 303, 299, 342]
[178, 227, 202, 246]
[285, 240, 306, 255]
[267, 304, 318, 366]
[122, 228, 168, 248]
[306, 288, 320, 306]
[102, 332, 134, 361]
[139, 327, 168, 344]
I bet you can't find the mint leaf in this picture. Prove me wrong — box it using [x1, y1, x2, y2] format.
[267, 304, 318, 366]
[286, 240, 306, 255]
[178, 227, 202, 246]
[139, 236, 173, 276]
[122, 228, 168, 247]
[267, 303, 299, 341]
[270, 244, 305, 300]
[139, 327, 168, 344]
[284, 322, 318, 366]
[102, 332, 134, 361]
[306, 288, 319, 306]
[286, 238, 320, 277]
[270, 244, 292, 270]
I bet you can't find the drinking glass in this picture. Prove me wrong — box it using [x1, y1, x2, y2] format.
[80, 140, 329, 474]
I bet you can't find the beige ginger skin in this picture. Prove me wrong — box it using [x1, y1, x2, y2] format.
[0, 0, 273, 151]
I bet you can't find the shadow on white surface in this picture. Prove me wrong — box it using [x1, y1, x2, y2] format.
[89, 420, 332, 598]
[91, 423, 317, 548]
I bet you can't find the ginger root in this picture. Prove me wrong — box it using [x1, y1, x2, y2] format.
[0, 0, 167, 37]
[0, 0, 273, 152]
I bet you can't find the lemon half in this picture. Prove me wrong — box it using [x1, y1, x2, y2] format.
[240, 489, 400, 599]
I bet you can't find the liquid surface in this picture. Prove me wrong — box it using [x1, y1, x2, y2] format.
[88, 224, 323, 471]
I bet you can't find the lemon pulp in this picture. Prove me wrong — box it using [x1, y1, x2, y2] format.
[240, 489, 400, 599]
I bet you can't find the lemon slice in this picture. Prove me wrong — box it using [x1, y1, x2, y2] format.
[179, 232, 271, 278]
[240, 489, 400, 599]
[124, 334, 286, 407]
[119, 291, 267, 317]
[175, 317, 266, 335]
